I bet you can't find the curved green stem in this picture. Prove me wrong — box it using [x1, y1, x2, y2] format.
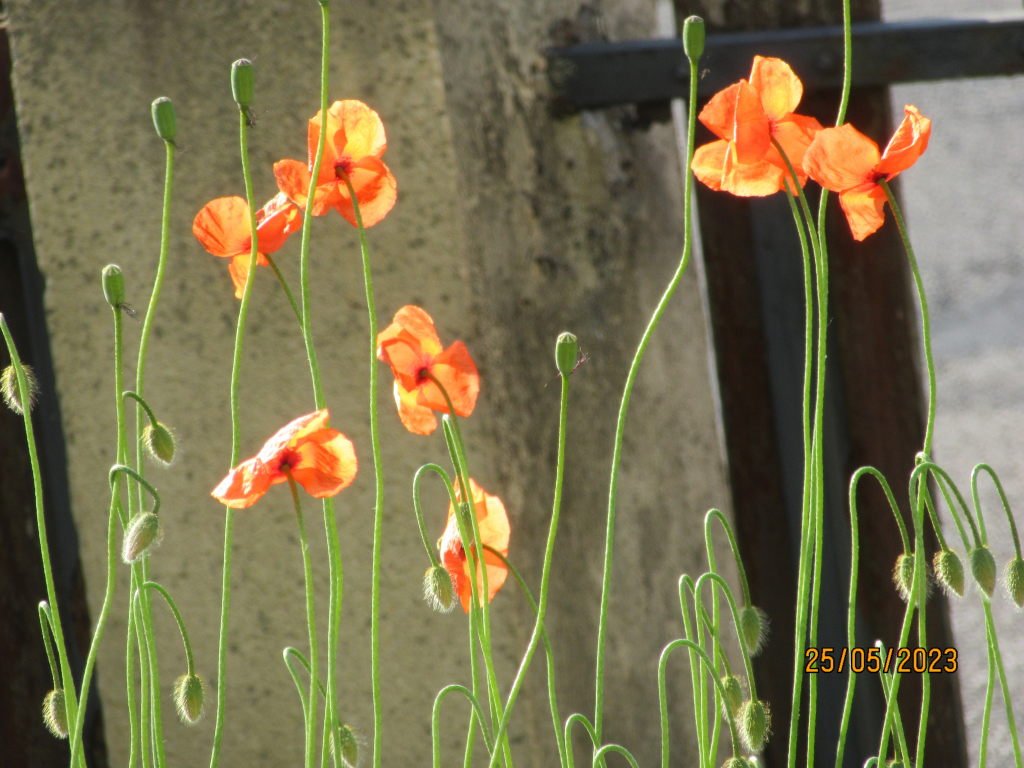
[0, 316, 83, 767]
[692, 572, 758, 697]
[109, 464, 161, 515]
[593, 40, 700, 755]
[37, 603, 61, 687]
[264, 253, 303, 326]
[676, 576, 709, 768]
[564, 714, 598, 768]
[875, 641, 910, 764]
[983, 601, 1022, 765]
[433, 684, 495, 768]
[412, 463, 459, 567]
[486, 369, 571, 767]
[209, 95, 261, 768]
[971, 463, 1021, 558]
[123, 391, 158, 429]
[137, 581, 196, 675]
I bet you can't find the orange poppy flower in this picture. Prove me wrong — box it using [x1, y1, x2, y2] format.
[211, 409, 357, 509]
[192, 193, 302, 298]
[376, 305, 480, 435]
[691, 56, 822, 197]
[439, 478, 510, 612]
[802, 105, 931, 241]
[274, 100, 397, 228]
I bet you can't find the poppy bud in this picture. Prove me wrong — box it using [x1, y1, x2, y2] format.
[173, 673, 205, 724]
[122, 512, 163, 564]
[423, 564, 457, 613]
[892, 552, 916, 602]
[719, 674, 744, 718]
[143, 421, 177, 465]
[1004, 556, 1024, 608]
[683, 16, 706, 61]
[739, 605, 768, 656]
[721, 758, 753, 768]
[1, 363, 38, 415]
[932, 549, 965, 597]
[231, 59, 255, 111]
[330, 723, 360, 768]
[42, 688, 68, 739]
[554, 331, 579, 377]
[151, 97, 176, 143]
[102, 264, 126, 309]
[737, 698, 771, 753]
[970, 546, 996, 597]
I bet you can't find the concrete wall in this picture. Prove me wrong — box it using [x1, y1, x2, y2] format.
[7, 1, 733, 765]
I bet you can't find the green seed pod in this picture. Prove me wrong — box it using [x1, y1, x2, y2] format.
[1003, 556, 1024, 608]
[932, 549, 965, 597]
[173, 673, 205, 725]
[739, 605, 768, 656]
[143, 421, 177, 465]
[423, 564, 457, 613]
[970, 546, 997, 597]
[151, 97, 176, 143]
[42, 688, 68, 739]
[738, 698, 771, 753]
[1, 363, 38, 415]
[892, 552, 916, 602]
[683, 16, 706, 61]
[122, 512, 163, 564]
[719, 674, 744, 719]
[231, 59, 255, 110]
[331, 723, 360, 768]
[101, 264, 125, 309]
[554, 331, 580, 377]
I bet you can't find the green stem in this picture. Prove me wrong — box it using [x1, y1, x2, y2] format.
[486, 369, 571, 767]
[339, 173, 387, 768]
[209, 97, 261, 768]
[37, 603, 61, 687]
[593, 41, 700, 754]
[676, 576, 709, 768]
[983, 601, 1022, 765]
[0, 316, 84, 767]
[875, 641, 911, 764]
[123, 391, 158, 429]
[264, 253, 303, 326]
[979, 633, 995, 768]
[971, 463, 1022, 559]
[433, 684, 495, 768]
[137, 581, 196, 675]
[287, 474, 319, 768]
[692, 573, 759, 697]
[880, 181, 935, 456]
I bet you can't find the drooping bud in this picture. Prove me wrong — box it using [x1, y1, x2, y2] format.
[683, 16, 706, 61]
[892, 552, 916, 602]
[932, 549, 965, 597]
[719, 674, 744, 719]
[151, 97, 177, 143]
[737, 698, 771, 753]
[42, 689, 68, 739]
[423, 564, 457, 613]
[122, 512, 163, 564]
[102, 264, 126, 309]
[330, 723, 360, 768]
[970, 546, 997, 597]
[173, 673, 205, 725]
[554, 331, 580, 377]
[143, 421, 177, 465]
[1004, 556, 1024, 608]
[1, 363, 38, 415]
[231, 59, 255, 111]
[739, 605, 768, 656]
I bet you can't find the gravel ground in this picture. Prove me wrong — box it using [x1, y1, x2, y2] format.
[884, 0, 1024, 763]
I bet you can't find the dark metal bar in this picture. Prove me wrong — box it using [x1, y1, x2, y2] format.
[548, 14, 1024, 111]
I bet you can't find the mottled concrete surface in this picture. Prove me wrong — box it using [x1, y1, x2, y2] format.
[884, 1, 1024, 764]
[5, 1, 733, 765]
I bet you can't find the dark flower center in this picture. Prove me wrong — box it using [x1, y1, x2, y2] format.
[334, 157, 354, 179]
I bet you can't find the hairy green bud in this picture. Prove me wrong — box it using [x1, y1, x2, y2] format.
[1004, 556, 1024, 608]
[739, 605, 768, 656]
[1, 363, 38, 415]
[143, 421, 177, 465]
[970, 546, 997, 597]
[173, 673, 205, 724]
[738, 698, 771, 753]
[932, 549, 964, 597]
[122, 512, 163, 564]
[42, 689, 68, 739]
[423, 564, 457, 613]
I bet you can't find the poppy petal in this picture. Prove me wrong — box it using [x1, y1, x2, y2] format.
[274, 159, 312, 209]
[417, 341, 480, 418]
[749, 56, 803, 122]
[288, 429, 358, 498]
[802, 124, 880, 193]
[876, 105, 931, 178]
[698, 82, 742, 141]
[721, 145, 786, 197]
[332, 157, 398, 228]
[440, 479, 510, 612]
[839, 185, 888, 241]
[328, 100, 388, 160]
[378, 306, 444, 360]
[766, 114, 823, 187]
[394, 381, 438, 435]
[255, 192, 303, 253]
[212, 457, 273, 509]
[691, 140, 729, 191]
[193, 197, 252, 258]
[731, 80, 771, 164]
